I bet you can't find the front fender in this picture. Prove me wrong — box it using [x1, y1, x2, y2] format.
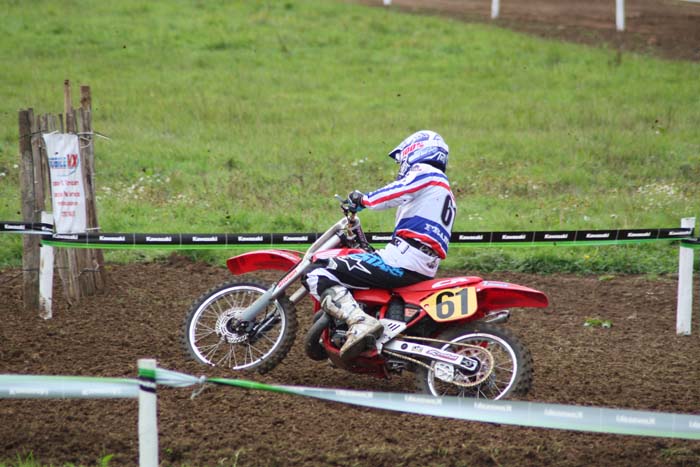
[476, 281, 549, 311]
[226, 249, 303, 275]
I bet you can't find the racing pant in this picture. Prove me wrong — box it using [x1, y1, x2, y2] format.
[303, 251, 430, 301]
[303, 251, 430, 358]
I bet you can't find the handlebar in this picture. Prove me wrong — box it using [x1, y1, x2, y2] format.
[335, 193, 362, 216]
[334, 194, 373, 252]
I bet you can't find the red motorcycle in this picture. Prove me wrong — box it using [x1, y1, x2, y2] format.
[183, 200, 549, 400]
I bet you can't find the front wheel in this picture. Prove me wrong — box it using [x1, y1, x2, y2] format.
[182, 281, 297, 374]
[415, 322, 533, 400]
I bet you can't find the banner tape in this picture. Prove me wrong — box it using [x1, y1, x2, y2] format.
[1, 221, 54, 235]
[681, 238, 700, 249]
[203, 376, 700, 441]
[2, 221, 694, 248]
[2, 368, 699, 440]
[0, 225, 694, 249]
[0, 374, 139, 398]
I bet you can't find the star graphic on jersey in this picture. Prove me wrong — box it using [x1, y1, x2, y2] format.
[336, 255, 371, 275]
[326, 258, 338, 271]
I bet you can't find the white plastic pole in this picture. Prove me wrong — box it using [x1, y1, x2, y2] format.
[676, 217, 695, 335]
[138, 359, 158, 467]
[39, 211, 54, 320]
[491, 0, 500, 19]
[615, 0, 625, 31]
[383, 0, 391, 5]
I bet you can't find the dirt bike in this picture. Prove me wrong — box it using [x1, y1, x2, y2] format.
[183, 198, 549, 400]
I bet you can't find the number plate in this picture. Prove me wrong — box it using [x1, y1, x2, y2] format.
[421, 287, 478, 322]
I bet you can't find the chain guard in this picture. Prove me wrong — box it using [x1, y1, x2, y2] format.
[382, 335, 494, 388]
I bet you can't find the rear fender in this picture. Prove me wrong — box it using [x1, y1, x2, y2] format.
[476, 280, 549, 311]
[381, 277, 548, 323]
[226, 250, 303, 275]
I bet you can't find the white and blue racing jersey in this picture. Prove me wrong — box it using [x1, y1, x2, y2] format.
[361, 163, 456, 277]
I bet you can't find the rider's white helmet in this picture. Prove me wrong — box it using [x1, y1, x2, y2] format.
[388, 130, 449, 180]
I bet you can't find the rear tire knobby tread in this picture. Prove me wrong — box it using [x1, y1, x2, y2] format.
[415, 322, 533, 399]
[181, 280, 298, 374]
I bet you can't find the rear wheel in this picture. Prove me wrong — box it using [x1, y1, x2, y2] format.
[183, 281, 297, 374]
[416, 322, 533, 400]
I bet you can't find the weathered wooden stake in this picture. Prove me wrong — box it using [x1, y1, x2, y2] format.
[18, 80, 107, 314]
[19, 109, 40, 312]
[80, 85, 107, 289]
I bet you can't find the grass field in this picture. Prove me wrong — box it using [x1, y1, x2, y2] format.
[0, 0, 698, 273]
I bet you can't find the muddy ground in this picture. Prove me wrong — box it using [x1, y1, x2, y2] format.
[355, 0, 700, 62]
[1, 255, 699, 466]
[3, 1, 700, 466]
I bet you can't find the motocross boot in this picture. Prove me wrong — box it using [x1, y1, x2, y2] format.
[320, 285, 383, 360]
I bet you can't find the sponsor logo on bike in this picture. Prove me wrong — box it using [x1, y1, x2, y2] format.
[431, 277, 471, 288]
[426, 349, 461, 362]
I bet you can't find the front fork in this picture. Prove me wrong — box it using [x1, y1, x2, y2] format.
[235, 279, 309, 334]
[236, 232, 340, 324]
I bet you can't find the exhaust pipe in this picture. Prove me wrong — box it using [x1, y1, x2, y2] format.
[482, 310, 510, 324]
[304, 312, 331, 361]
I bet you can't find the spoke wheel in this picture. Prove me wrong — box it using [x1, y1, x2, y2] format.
[416, 322, 533, 400]
[183, 281, 297, 374]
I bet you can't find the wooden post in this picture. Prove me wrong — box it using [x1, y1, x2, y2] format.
[19, 109, 40, 312]
[63, 79, 95, 299]
[79, 85, 107, 289]
[63, 80, 75, 136]
[19, 81, 106, 312]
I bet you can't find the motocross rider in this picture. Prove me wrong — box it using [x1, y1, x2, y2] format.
[303, 130, 456, 360]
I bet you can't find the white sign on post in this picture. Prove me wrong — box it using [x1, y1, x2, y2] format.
[42, 133, 87, 234]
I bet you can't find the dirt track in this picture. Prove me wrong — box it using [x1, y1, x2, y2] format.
[354, 0, 700, 61]
[3, 2, 700, 466]
[1, 256, 699, 466]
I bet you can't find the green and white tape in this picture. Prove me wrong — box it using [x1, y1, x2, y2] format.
[2, 368, 699, 440]
[199, 374, 700, 441]
[0, 374, 138, 398]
